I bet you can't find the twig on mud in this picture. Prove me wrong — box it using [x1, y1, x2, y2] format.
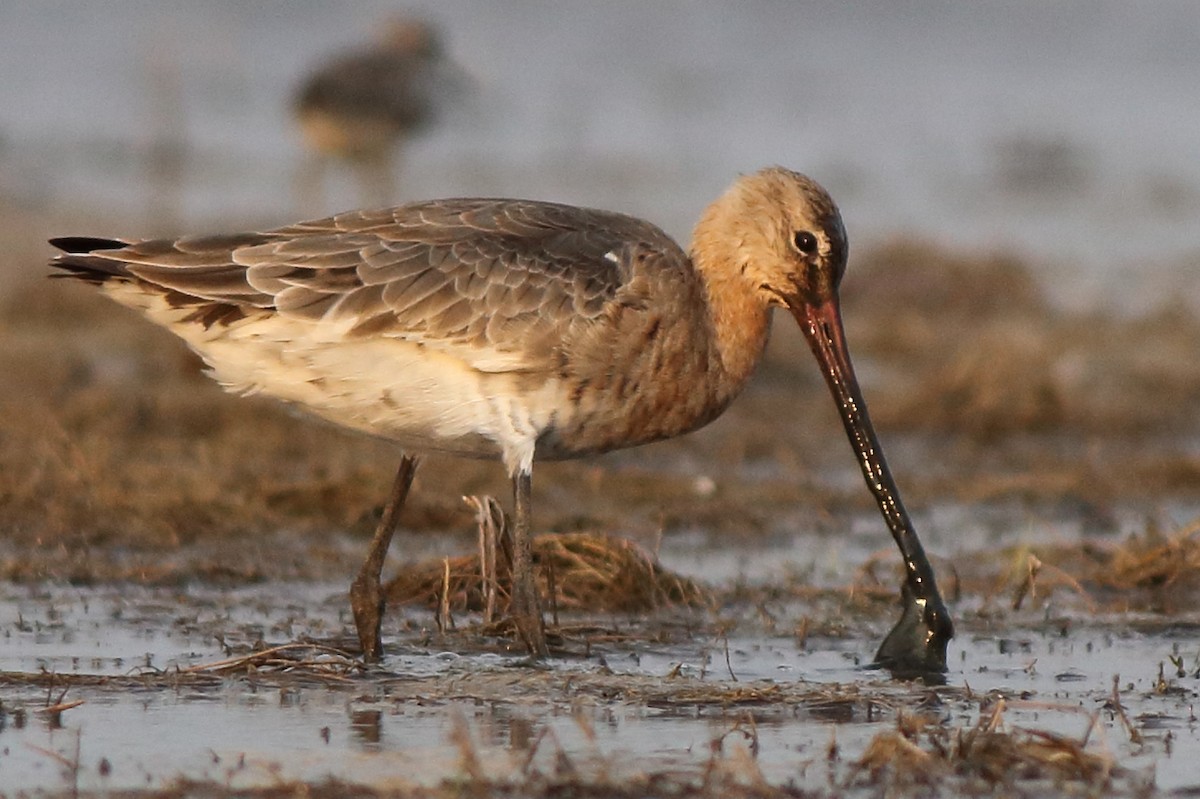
[547, 558, 560, 628]
[639, 682, 786, 708]
[36, 699, 85, 716]
[1108, 675, 1143, 745]
[1079, 706, 1105, 749]
[469, 495, 500, 625]
[438, 556, 453, 633]
[1011, 551, 1098, 613]
[1011, 554, 1041, 610]
[181, 642, 363, 680]
[983, 697, 1006, 733]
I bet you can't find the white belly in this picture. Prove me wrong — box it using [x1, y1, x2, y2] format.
[109, 284, 560, 475]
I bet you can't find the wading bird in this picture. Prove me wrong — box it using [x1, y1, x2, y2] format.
[50, 167, 953, 674]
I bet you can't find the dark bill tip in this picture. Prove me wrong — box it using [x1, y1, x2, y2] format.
[870, 581, 952, 683]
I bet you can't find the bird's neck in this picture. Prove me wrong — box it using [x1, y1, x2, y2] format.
[690, 247, 773, 395]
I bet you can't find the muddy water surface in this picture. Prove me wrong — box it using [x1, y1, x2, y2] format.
[2, 541, 1198, 797]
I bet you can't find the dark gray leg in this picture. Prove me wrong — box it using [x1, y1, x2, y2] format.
[509, 470, 548, 658]
[350, 454, 419, 661]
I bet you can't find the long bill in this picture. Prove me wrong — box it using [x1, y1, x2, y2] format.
[791, 297, 954, 675]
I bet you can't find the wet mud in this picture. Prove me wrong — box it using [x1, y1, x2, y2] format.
[2, 559, 1199, 798]
[3, 199, 1200, 797]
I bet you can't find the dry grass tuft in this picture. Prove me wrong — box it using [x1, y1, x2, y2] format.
[1100, 517, 1200, 592]
[381, 498, 711, 630]
[946, 726, 1116, 788]
[853, 700, 1120, 793]
[386, 508, 710, 616]
[945, 516, 1200, 616]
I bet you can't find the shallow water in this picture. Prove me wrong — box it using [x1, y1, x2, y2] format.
[2, 567, 1199, 796]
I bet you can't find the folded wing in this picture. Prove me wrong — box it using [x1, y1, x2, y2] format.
[51, 199, 685, 373]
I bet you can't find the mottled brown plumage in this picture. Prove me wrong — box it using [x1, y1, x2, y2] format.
[49, 167, 953, 673]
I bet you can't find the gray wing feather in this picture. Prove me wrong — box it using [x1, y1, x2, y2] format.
[69, 199, 686, 368]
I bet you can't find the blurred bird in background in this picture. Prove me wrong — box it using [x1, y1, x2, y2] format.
[293, 17, 465, 211]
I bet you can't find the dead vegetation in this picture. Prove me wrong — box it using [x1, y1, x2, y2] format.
[2, 665, 1152, 799]
[10, 611, 1175, 799]
[386, 496, 708, 618]
[979, 516, 1200, 615]
[853, 700, 1132, 796]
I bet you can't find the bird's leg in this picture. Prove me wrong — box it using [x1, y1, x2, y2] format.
[293, 153, 328, 219]
[355, 148, 397, 208]
[509, 470, 548, 658]
[350, 454, 419, 661]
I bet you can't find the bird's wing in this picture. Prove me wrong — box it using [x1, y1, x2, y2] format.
[51, 199, 686, 373]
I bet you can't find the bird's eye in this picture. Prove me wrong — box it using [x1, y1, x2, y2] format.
[792, 230, 818, 255]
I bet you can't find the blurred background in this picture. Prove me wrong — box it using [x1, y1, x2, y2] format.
[2, 0, 1198, 308]
[1, 1, 1198, 582]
